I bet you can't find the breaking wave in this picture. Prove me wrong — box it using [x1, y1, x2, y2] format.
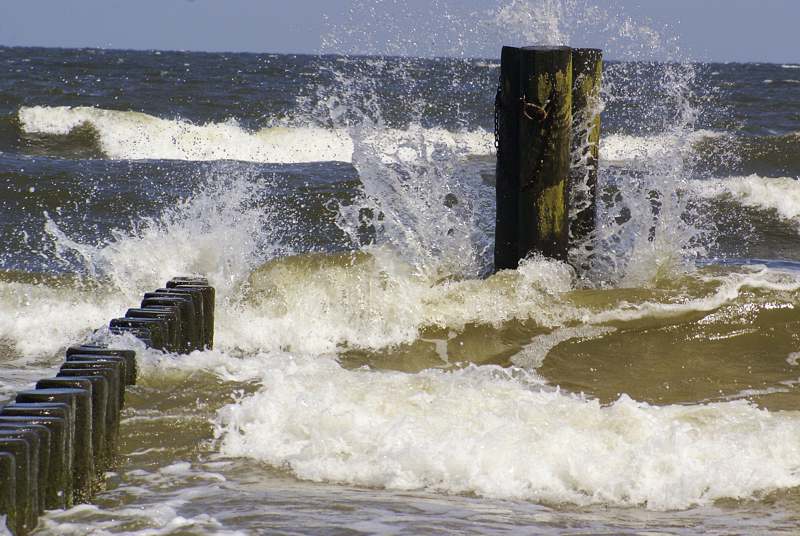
[17, 106, 493, 163]
[695, 175, 800, 223]
[16, 106, 739, 172]
[212, 353, 800, 511]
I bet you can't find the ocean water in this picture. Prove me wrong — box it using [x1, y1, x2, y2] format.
[3, 3, 800, 534]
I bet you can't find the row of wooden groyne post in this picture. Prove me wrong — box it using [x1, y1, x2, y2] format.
[0, 276, 215, 535]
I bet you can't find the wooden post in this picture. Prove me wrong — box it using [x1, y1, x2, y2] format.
[569, 48, 602, 255]
[494, 46, 574, 270]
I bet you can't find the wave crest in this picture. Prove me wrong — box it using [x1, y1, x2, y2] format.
[213, 354, 800, 510]
[17, 106, 492, 163]
[694, 175, 800, 222]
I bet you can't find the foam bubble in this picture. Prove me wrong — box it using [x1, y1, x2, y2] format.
[18, 105, 352, 163]
[494, 0, 573, 46]
[0, 170, 275, 359]
[11, 163, 800, 363]
[214, 354, 800, 510]
[36, 462, 238, 535]
[27, 170, 800, 361]
[44, 168, 273, 299]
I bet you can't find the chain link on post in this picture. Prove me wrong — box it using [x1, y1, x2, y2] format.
[495, 68, 554, 190]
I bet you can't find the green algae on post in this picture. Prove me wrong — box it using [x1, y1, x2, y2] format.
[495, 46, 574, 270]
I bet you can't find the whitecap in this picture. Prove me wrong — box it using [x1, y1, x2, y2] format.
[213, 354, 800, 511]
[17, 105, 493, 163]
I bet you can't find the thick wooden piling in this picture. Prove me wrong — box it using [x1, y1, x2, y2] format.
[155, 287, 206, 349]
[35, 378, 106, 477]
[58, 362, 122, 454]
[494, 46, 603, 271]
[141, 295, 198, 352]
[65, 356, 128, 406]
[569, 48, 603, 252]
[109, 318, 167, 351]
[0, 431, 40, 523]
[42, 376, 109, 472]
[495, 46, 574, 269]
[167, 278, 214, 349]
[125, 308, 181, 352]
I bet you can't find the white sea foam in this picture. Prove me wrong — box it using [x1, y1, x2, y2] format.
[0, 278, 130, 358]
[783, 64, 800, 69]
[220, 246, 800, 355]
[8, 208, 800, 362]
[18, 109, 724, 169]
[511, 326, 616, 369]
[214, 354, 800, 510]
[0, 172, 273, 360]
[601, 130, 721, 167]
[693, 175, 800, 223]
[18, 105, 352, 163]
[17, 106, 493, 163]
[495, 0, 571, 46]
[5, 161, 800, 364]
[37, 461, 238, 535]
[223, 251, 576, 354]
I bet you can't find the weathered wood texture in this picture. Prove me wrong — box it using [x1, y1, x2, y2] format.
[495, 46, 574, 270]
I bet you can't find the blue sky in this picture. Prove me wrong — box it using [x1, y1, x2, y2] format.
[0, 0, 798, 62]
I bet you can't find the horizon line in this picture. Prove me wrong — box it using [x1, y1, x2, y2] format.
[1, 43, 796, 66]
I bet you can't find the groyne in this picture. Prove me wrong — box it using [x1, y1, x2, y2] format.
[0, 276, 215, 535]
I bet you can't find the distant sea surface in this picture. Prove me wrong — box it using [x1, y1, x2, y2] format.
[2, 46, 800, 534]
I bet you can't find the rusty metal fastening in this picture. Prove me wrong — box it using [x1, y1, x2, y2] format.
[520, 96, 549, 121]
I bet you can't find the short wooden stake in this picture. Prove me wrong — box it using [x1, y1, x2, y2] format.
[16, 389, 93, 504]
[0, 452, 16, 535]
[2, 403, 74, 509]
[0, 416, 67, 510]
[0, 439, 32, 534]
